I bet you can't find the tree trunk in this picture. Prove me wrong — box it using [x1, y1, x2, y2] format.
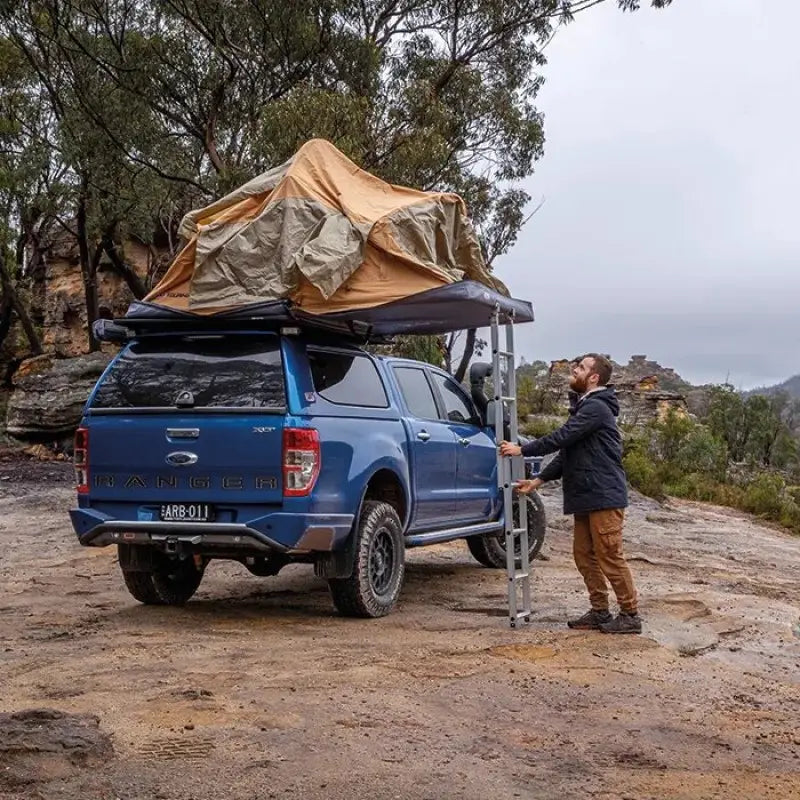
[444, 332, 455, 374]
[0, 254, 43, 355]
[11, 289, 44, 355]
[101, 232, 147, 299]
[0, 289, 12, 348]
[453, 328, 477, 383]
[76, 188, 100, 352]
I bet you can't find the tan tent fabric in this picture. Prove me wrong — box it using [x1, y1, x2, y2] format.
[146, 139, 504, 315]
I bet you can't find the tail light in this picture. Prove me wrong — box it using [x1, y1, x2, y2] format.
[282, 428, 320, 497]
[74, 426, 89, 494]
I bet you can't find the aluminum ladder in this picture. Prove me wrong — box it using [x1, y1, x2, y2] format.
[491, 308, 531, 628]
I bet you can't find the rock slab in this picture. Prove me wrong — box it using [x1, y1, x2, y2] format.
[5, 352, 112, 440]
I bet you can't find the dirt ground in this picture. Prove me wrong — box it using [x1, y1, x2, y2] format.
[1, 455, 799, 800]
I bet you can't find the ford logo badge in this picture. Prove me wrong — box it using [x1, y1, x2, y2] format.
[165, 451, 198, 466]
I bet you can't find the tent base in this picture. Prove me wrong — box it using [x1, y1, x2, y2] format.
[95, 281, 533, 344]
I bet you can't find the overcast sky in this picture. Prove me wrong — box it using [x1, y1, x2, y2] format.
[497, 0, 799, 389]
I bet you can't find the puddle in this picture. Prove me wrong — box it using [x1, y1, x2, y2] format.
[641, 595, 745, 656]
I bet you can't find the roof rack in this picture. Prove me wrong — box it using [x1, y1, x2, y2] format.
[94, 280, 534, 344]
[93, 314, 385, 346]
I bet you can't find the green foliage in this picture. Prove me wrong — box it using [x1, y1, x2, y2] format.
[623, 408, 800, 535]
[622, 410, 726, 492]
[516, 359, 563, 415]
[651, 407, 692, 462]
[1, 0, 559, 251]
[516, 374, 537, 417]
[516, 370, 800, 537]
[705, 385, 797, 469]
[742, 473, 784, 516]
[778, 498, 800, 532]
[0, 0, 673, 356]
[622, 446, 666, 501]
[520, 414, 567, 439]
[738, 473, 800, 533]
[672, 424, 728, 482]
[387, 335, 444, 368]
[787, 485, 800, 506]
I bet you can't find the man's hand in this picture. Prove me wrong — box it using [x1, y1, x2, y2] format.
[499, 440, 522, 457]
[515, 478, 543, 494]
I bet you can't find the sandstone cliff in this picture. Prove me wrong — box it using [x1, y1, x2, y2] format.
[1, 231, 162, 445]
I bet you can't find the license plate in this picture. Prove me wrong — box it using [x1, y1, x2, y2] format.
[159, 503, 215, 522]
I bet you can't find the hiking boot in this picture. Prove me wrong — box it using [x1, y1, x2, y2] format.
[567, 609, 612, 630]
[600, 612, 642, 635]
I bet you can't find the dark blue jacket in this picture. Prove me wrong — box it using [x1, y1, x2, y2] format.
[522, 387, 628, 515]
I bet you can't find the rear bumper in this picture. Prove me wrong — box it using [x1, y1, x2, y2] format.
[70, 508, 354, 554]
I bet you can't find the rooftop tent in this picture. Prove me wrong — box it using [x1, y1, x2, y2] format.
[115, 138, 533, 338]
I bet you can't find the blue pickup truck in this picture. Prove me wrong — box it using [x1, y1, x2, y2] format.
[70, 327, 545, 617]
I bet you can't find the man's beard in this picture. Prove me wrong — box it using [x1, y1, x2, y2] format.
[570, 375, 587, 393]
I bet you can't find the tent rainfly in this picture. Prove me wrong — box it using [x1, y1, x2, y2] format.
[119, 138, 533, 337]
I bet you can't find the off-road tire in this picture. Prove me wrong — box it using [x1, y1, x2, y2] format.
[467, 492, 547, 568]
[119, 546, 204, 606]
[328, 501, 405, 618]
[121, 568, 165, 605]
[150, 558, 204, 605]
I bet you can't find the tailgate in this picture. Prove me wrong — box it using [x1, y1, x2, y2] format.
[86, 413, 285, 504]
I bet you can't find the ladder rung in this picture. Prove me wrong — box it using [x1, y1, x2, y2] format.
[499, 395, 517, 402]
[494, 349, 513, 358]
[509, 570, 529, 580]
[504, 528, 527, 536]
[511, 611, 530, 620]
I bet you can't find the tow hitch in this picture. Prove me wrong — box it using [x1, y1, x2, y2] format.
[151, 533, 202, 555]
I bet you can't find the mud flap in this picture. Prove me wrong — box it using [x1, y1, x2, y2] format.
[313, 533, 357, 579]
[117, 543, 156, 572]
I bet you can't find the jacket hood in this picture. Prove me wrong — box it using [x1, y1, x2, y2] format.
[570, 386, 620, 417]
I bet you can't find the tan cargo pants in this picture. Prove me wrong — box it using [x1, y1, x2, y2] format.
[573, 509, 638, 614]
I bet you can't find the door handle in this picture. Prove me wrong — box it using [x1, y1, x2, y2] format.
[417, 431, 431, 441]
[457, 437, 470, 446]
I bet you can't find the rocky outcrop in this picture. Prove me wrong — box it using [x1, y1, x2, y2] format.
[619, 354, 689, 393]
[537, 356, 689, 428]
[613, 356, 690, 425]
[5, 352, 113, 442]
[42, 233, 156, 358]
[1, 229, 165, 441]
[615, 376, 688, 427]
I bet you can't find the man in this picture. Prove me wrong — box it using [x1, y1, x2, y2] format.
[500, 354, 641, 634]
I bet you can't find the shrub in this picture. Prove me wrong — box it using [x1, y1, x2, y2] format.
[674, 426, 728, 481]
[778, 500, 800, 533]
[653, 408, 693, 462]
[520, 415, 566, 439]
[742, 473, 785, 516]
[623, 448, 665, 500]
[666, 472, 717, 502]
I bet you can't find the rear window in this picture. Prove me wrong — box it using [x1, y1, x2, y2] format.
[91, 337, 285, 410]
[308, 349, 388, 408]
